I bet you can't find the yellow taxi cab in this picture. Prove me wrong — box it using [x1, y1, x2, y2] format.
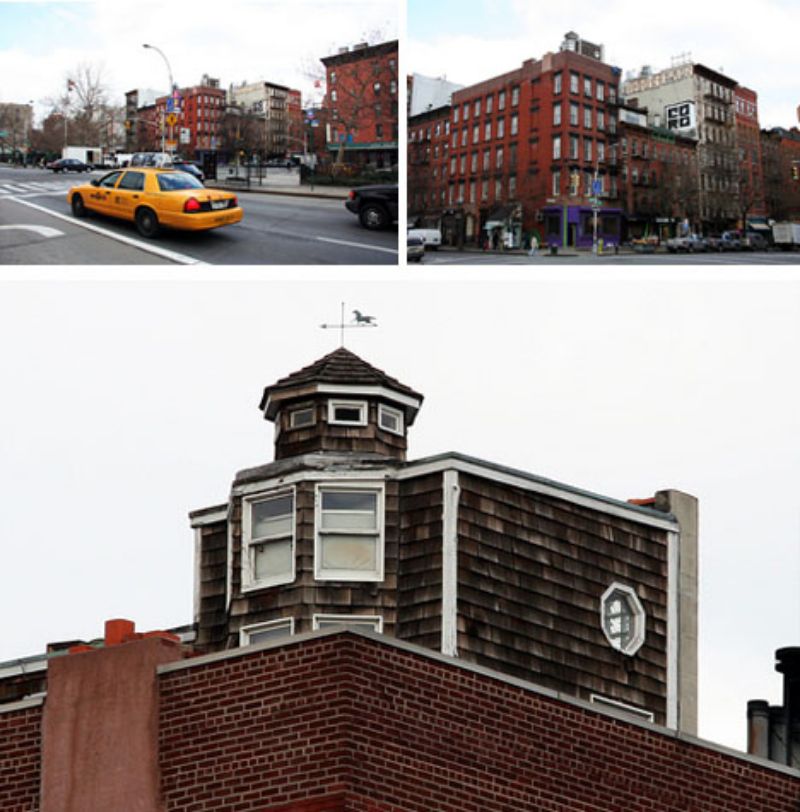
[67, 167, 242, 238]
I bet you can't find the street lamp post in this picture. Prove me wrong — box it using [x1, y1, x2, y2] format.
[143, 43, 175, 154]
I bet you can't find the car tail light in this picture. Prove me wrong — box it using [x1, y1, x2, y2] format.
[230, 197, 238, 208]
[184, 197, 201, 213]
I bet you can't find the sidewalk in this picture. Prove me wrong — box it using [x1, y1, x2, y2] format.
[437, 244, 639, 258]
[206, 178, 349, 201]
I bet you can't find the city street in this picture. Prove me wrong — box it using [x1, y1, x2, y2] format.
[419, 249, 800, 266]
[0, 167, 397, 265]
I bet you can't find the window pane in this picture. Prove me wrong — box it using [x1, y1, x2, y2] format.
[333, 405, 362, 422]
[291, 408, 314, 427]
[322, 511, 376, 530]
[316, 618, 379, 630]
[320, 535, 377, 570]
[253, 513, 292, 538]
[322, 491, 376, 512]
[249, 623, 291, 643]
[253, 538, 292, 580]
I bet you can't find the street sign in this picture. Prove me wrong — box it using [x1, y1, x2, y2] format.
[592, 179, 602, 195]
[179, 128, 191, 144]
[165, 139, 177, 150]
[166, 98, 174, 113]
[166, 112, 178, 126]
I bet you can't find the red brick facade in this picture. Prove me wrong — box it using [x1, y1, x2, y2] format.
[156, 81, 226, 160]
[4, 631, 799, 811]
[321, 41, 398, 169]
[734, 87, 767, 220]
[761, 127, 800, 221]
[617, 112, 698, 240]
[409, 49, 626, 249]
[0, 701, 42, 812]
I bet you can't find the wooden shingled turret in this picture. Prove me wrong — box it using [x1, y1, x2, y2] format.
[258, 347, 423, 461]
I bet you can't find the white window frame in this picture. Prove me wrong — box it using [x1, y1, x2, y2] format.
[600, 582, 646, 656]
[313, 614, 383, 633]
[378, 404, 404, 436]
[242, 487, 296, 591]
[240, 617, 295, 646]
[327, 399, 368, 426]
[289, 406, 315, 428]
[314, 482, 385, 582]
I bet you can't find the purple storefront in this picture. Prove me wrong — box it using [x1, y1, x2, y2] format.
[543, 205, 623, 249]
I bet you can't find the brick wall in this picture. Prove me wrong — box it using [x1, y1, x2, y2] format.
[0, 700, 42, 812]
[158, 632, 800, 812]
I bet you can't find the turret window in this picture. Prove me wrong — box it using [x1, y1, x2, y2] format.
[289, 407, 315, 428]
[378, 404, 404, 435]
[240, 617, 294, 645]
[242, 490, 295, 590]
[328, 399, 368, 426]
[315, 484, 384, 581]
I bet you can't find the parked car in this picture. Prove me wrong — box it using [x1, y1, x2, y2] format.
[666, 233, 706, 253]
[171, 160, 205, 183]
[48, 158, 92, 173]
[742, 232, 769, 251]
[719, 231, 742, 251]
[67, 167, 242, 238]
[407, 234, 425, 262]
[345, 184, 398, 230]
[265, 157, 294, 168]
[129, 152, 174, 168]
[407, 227, 442, 250]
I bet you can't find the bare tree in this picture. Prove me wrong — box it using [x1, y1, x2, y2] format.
[43, 62, 112, 146]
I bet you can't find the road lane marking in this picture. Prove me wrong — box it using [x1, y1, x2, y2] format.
[0, 224, 64, 238]
[5, 197, 205, 265]
[315, 236, 397, 255]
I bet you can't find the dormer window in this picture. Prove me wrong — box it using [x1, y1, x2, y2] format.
[289, 406, 315, 428]
[315, 484, 384, 581]
[242, 490, 295, 590]
[328, 399, 367, 426]
[378, 404, 403, 435]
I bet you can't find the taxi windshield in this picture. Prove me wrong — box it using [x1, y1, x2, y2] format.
[157, 172, 204, 192]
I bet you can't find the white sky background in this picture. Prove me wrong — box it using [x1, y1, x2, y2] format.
[0, 274, 798, 755]
[0, 0, 398, 122]
[408, 0, 800, 130]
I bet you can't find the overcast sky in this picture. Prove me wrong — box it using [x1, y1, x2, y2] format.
[0, 272, 798, 756]
[0, 0, 397, 122]
[408, 0, 800, 130]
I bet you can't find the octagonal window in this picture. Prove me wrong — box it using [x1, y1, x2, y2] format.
[600, 583, 646, 656]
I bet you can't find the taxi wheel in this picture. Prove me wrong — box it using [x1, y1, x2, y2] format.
[135, 207, 160, 238]
[71, 195, 87, 218]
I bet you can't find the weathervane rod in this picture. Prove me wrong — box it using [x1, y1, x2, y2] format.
[320, 304, 379, 344]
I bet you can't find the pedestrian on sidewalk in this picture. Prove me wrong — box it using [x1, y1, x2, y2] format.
[528, 234, 539, 257]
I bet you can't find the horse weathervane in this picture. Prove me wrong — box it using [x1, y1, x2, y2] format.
[320, 302, 378, 346]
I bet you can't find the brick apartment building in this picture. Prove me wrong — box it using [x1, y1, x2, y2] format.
[124, 88, 164, 152]
[155, 74, 225, 162]
[623, 61, 740, 231]
[616, 103, 698, 241]
[1, 347, 799, 810]
[734, 86, 768, 226]
[321, 40, 398, 170]
[761, 126, 800, 222]
[410, 32, 628, 249]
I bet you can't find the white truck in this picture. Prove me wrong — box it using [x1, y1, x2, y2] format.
[62, 145, 104, 167]
[772, 222, 800, 250]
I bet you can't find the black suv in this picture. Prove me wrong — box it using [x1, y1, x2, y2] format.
[345, 184, 398, 230]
